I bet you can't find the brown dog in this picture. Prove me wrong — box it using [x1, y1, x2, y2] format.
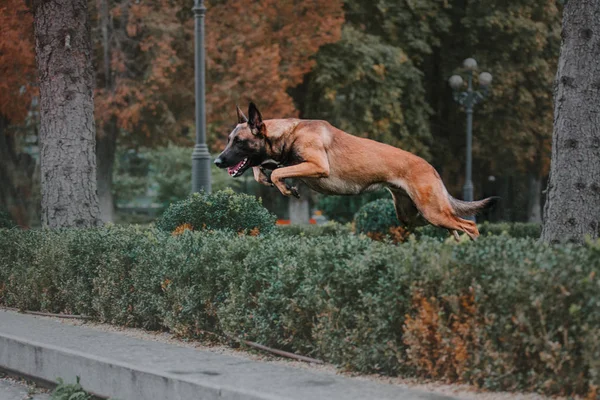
[214, 103, 495, 240]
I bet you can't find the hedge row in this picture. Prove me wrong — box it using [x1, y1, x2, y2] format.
[1, 227, 599, 396]
[415, 222, 542, 240]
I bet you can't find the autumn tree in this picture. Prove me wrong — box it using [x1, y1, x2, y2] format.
[90, 0, 186, 221]
[541, 0, 600, 244]
[0, 0, 38, 227]
[204, 0, 344, 149]
[32, 0, 101, 228]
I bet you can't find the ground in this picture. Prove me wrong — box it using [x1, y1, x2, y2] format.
[28, 314, 563, 400]
[0, 374, 49, 400]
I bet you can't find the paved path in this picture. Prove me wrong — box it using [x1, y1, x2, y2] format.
[0, 309, 459, 400]
[0, 378, 49, 400]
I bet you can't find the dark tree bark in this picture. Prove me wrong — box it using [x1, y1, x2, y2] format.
[542, 0, 600, 243]
[33, 0, 101, 228]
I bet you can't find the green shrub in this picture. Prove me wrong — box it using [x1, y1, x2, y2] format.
[317, 190, 387, 223]
[2, 227, 600, 397]
[0, 210, 16, 229]
[276, 222, 352, 237]
[478, 221, 541, 238]
[413, 224, 448, 240]
[414, 222, 542, 241]
[354, 199, 400, 235]
[155, 189, 276, 234]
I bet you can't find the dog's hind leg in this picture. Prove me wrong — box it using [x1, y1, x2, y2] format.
[387, 188, 421, 228]
[394, 179, 480, 240]
[450, 230, 460, 242]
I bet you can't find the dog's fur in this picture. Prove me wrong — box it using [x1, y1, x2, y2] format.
[214, 103, 496, 240]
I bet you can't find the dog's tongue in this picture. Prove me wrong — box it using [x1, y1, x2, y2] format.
[227, 159, 246, 176]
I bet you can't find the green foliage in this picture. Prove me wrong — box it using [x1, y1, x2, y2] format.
[2, 228, 600, 396]
[316, 190, 387, 223]
[354, 198, 399, 235]
[304, 26, 432, 157]
[50, 377, 91, 400]
[276, 222, 352, 238]
[0, 210, 16, 229]
[413, 224, 448, 240]
[113, 145, 243, 210]
[415, 222, 541, 241]
[478, 221, 541, 238]
[155, 189, 276, 234]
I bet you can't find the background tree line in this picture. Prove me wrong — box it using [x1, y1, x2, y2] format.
[0, 0, 561, 226]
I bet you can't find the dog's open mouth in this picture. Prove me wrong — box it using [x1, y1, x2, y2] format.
[227, 157, 249, 177]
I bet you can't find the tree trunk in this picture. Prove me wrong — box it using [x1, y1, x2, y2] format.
[33, 0, 101, 228]
[96, 120, 117, 223]
[542, 0, 600, 243]
[526, 173, 542, 224]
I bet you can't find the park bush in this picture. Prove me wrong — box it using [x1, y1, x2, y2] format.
[414, 222, 542, 241]
[353, 198, 409, 242]
[1, 226, 599, 397]
[155, 189, 276, 235]
[276, 221, 352, 237]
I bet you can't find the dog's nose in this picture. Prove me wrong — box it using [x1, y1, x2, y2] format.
[214, 158, 224, 168]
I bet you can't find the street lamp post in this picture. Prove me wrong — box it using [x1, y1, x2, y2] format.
[449, 58, 492, 221]
[192, 0, 212, 193]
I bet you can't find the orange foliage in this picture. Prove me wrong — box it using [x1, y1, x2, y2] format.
[91, 0, 343, 149]
[366, 226, 411, 243]
[93, 0, 185, 144]
[0, 0, 36, 122]
[205, 0, 344, 149]
[172, 223, 194, 236]
[403, 291, 480, 381]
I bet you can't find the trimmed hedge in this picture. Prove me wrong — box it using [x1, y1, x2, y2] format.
[1, 226, 599, 397]
[276, 222, 352, 238]
[355, 199, 541, 241]
[414, 222, 542, 241]
[156, 189, 276, 235]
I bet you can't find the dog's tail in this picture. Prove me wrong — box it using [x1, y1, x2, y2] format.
[448, 195, 499, 217]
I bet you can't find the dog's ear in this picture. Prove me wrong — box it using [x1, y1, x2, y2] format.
[248, 102, 265, 137]
[236, 105, 248, 124]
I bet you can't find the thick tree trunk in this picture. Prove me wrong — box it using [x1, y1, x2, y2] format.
[526, 173, 542, 224]
[33, 0, 101, 228]
[542, 0, 600, 243]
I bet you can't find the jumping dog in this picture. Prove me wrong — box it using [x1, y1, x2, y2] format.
[214, 103, 496, 240]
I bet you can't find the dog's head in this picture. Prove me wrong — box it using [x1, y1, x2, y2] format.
[214, 102, 268, 177]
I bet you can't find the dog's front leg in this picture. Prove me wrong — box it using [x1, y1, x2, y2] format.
[270, 161, 329, 198]
[253, 166, 273, 187]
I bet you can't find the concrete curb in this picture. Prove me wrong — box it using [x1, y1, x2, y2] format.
[0, 333, 269, 400]
[0, 310, 458, 400]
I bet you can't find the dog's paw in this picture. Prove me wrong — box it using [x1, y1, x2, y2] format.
[286, 185, 300, 199]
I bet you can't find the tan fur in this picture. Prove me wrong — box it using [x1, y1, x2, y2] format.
[232, 118, 492, 240]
